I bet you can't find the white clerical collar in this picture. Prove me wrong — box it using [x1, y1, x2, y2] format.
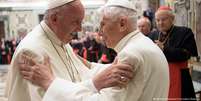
[114, 30, 140, 53]
[40, 21, 63, 46]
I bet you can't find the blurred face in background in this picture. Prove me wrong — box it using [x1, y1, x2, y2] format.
[155, 10, 174, 33]
[137, 18, 151, 36]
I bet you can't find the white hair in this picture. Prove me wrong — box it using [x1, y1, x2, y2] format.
[100, 6, 137, 29]
[137, 17, 151, 27]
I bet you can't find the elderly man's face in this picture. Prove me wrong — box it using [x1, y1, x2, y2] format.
[137, 20, 151, 36]
[99, 15, 121, 48]
[56, 0, 85, 43]
[155, 11, 174, 32]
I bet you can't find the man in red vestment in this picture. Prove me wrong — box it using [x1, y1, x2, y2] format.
[149, 6, 198, 101]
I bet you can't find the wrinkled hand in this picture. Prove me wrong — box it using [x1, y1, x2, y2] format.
[18, 54, 55, 91]
[155, 40, 164, 51]
[93, 58, 133, 91]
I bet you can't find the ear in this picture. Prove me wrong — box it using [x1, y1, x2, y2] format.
[119, 17, 127, 32]
[50, 13, 58, 25]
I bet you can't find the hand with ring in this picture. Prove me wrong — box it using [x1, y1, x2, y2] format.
[120, 76, 127, 82]
[93, 58, 133, 91]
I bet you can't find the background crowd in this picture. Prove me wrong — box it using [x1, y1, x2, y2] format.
[0, 38, 19, 64]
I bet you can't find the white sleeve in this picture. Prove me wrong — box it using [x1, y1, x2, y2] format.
[89, 63, 111, 75]
[42, 78, 126, 101]
[42, 62, 127, 101]
[42, 78, 124, 101]
[42, 78, 97, 101]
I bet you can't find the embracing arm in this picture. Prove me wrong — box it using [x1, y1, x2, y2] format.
[42, 51, 142, 101]
[6, 49, 46, 101]
[42, 77, 127, 101]
[18, 55, 133, 101]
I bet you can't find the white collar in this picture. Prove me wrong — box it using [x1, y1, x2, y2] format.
[40, 21, 63, 46]
[114, 30, 140, 53]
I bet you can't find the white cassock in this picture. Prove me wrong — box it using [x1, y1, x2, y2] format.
[5, 21, 97, 101]
[42, 31, 170, 101]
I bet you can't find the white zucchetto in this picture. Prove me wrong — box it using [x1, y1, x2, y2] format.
[105, 0, 136, 12]
[47, 0, 75, 10]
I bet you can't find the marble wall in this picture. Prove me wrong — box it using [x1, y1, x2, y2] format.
[195, 0, 201, 56]
[131, 0, 149, 18]
[9, 10, 39, 39]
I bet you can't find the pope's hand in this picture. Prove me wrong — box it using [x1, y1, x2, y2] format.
[18, 54, 55, 91]
[93, 58, 133, 91]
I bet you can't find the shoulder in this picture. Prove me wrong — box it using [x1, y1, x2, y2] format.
[18, 27, 48, 49]
[13, 26, 49, 59]
[148, 30, 159, 41]
[118, 48, 143, 69]
[173, 26, 195, 38]
[117, 38, 147, 66]
[148, 30, 158, 36]
[175, 26, 190, 30]
[174, 26, 193, 33]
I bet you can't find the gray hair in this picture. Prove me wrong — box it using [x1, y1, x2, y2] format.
[100, 6, 137, 28]
[137, 17, 151, 27]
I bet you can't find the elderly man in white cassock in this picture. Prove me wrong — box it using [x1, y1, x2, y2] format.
[17, 0, 170, 101]
[5, 0, 134, 101]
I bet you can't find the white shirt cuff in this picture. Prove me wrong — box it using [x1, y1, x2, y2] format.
[80, 79, 99, 93]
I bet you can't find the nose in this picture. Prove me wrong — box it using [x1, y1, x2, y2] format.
[158, 21, 162, 25]
[157, 19, 163, 25]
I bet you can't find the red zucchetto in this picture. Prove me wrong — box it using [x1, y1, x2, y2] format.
[157, 6, 173, 11]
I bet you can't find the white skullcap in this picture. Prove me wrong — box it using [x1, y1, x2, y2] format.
[47, 0, 75, 10]
[105, 0, 136, 12]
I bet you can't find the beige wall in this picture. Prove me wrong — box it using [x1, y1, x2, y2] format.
[9, 11, 38, 39]
[195, 0, 201, 56]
